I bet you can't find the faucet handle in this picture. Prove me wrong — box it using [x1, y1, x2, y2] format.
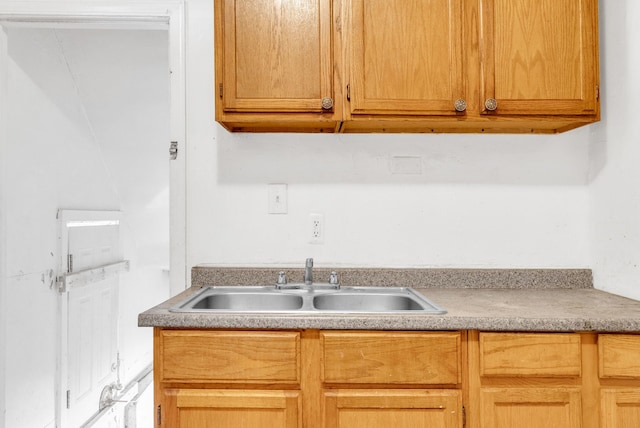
[276, 271, 287, 288]
[329, 271, 340, 288]
[305, 258, 313, 267]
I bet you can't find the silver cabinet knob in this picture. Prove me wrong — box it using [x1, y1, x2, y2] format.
[321, 97, 334, 110]
[454, 99, 467, 112]
[485, 98, 498, 111]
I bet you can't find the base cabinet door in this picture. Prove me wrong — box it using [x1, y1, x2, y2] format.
[601, 389, 640, 428]
[480, 387, 582, 428]
[162, 389, 302, 428]
[324, 389, 462, 428]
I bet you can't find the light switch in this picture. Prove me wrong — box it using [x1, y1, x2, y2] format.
[268, 184, 288, 214]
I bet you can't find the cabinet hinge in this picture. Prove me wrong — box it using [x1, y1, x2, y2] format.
[157, 404, 162, 425]
[462, 405, 466, 427]
[219, 83, 223, 99]
[67, 254, 73, 273]
[596, 85, 600, 101]
[346, 84, 350, 101]
[66, 390, 71, 409]
[169, 141, 178, 161]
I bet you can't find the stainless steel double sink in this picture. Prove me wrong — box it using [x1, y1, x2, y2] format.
[170, 285, 446, 314]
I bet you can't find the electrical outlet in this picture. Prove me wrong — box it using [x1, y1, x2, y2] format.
[310, 213, 324, 244]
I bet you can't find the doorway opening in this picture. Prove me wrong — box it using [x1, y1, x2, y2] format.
[0, 2, 185, 427]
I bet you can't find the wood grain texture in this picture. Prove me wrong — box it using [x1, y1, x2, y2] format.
[599, 334, 640, 379]
[480, 332, 582, 377]
[321, 331, 461, 385]
[324, 389, 462, 428]
[601, 389, 640, 428]
[217, 0, 335, 113]
[159, 330, 300, 383]
[479, 0, 599, 116]
[480, 387, 582, 428]
[174, 389, 301, 428]
[349, 0, 463, 115]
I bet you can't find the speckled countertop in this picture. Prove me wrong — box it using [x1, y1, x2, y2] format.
[138, 267, 640, 332]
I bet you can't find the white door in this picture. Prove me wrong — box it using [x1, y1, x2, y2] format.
[59, 211, 123, 428]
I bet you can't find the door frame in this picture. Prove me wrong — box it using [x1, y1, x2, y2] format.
[0, 24, 7, 428]
[0, 0, 187, 292]
[0, 1, 186, 427]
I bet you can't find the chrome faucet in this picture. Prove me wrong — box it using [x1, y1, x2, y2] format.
[304, 258, 313, 285]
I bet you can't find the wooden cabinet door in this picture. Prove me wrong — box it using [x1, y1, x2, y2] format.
[216, 0, 333, 113]
[162, 389, 302, 428]
[324, 389, 462, 428]
[347, 0, 464, 116]
[480, 387, 582, 428]
[479, 0, 599, 116]
[601, 389, 640, 428]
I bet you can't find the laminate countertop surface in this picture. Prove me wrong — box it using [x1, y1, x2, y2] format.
[139, 280, 640, 332]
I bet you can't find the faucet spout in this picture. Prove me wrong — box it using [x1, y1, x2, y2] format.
[304, 258, 313, 285]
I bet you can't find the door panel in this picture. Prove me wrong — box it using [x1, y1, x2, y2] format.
[479, 0, 598, 115]
[349, 0, 464, 116]
[221, 0, 332, 113]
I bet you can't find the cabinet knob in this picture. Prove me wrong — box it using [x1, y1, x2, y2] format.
[321, 97, 334, 110]
[454, 99, 467, 112]
[485, 98, 498, 111]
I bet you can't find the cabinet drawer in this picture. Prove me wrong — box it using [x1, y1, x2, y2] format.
[480, 333, 581, 377]
[321, 331, 461, 385]
[158, 330, 300, 383]
[599, 334, 640, 379]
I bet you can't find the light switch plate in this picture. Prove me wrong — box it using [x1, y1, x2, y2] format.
[268, 184, 287, 214]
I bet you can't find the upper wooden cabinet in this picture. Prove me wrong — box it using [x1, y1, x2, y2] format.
[346, 0, 464, 117]
[214, 0, 340, 132]
[479, 0, 599, 117]
[214, 0, 600, 133]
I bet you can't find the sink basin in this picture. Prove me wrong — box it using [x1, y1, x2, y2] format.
[313, 292, 432, 312]
[170, 286, 446, 314]
[191, 293, 304, 311]
[171, 287, 304, 312]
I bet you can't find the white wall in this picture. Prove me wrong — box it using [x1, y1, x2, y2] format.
[1, 26, 169, 427]
[186, 0, 594, 274]
[589, 0, 640, 300]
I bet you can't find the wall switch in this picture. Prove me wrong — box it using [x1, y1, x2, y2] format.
[309, 213, 324, 244]
[268, 184, 287, 214]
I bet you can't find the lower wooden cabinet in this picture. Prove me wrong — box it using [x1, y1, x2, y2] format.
[601, 389, 640, 428]
[324, 389, 462, 428]
[161, 389, 301, 428]
[154, 329, 640, 428]
[155, 329, 464, 428]
[599, 334, 640, 427]
[480, 387, 582, 428]
[472, 332, 585, 428]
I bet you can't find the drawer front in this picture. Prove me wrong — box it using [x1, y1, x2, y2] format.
[321, 331, 461, 385]
[158, 330, 300, 383]
[480, 333, 582, 377]
[599, 334, 640, 379]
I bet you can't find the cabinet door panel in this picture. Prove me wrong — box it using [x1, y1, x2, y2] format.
[480, 0, 598, 115]
[159, 330, 300, 383]
[322, 331, 461, 385]
[480, 332, 582, 377]
[220, 0, 332, 112]
[599, 334, 640, 379]
[481, 387, 582, 428]
[324, 389, 462, 428]
[349, 0, 463, 116]
[602, 389, 640, 428]
[166, 389, 301, 428]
